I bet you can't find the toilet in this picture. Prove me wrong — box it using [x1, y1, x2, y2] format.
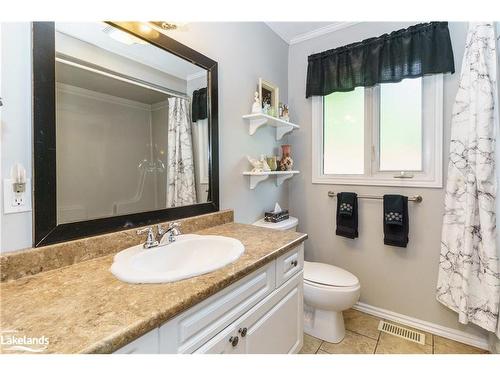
[303, 261, 360, 343]
[252, 216, 298, 231]
[253, 215, 361, 343]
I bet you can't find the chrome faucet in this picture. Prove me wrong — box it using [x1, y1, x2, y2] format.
[136, 227, 159, 249]
[158, 222, 182, 244]
[137, 223, 182, 248]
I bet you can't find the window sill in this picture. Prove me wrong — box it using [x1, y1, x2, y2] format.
[312, 175, 442, 188]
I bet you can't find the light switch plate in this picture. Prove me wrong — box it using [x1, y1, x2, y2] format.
[3, 178, 32, 214]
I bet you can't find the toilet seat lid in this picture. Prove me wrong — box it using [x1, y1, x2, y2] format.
[252, 216, 298, 230]
[304, 261, 359, 287]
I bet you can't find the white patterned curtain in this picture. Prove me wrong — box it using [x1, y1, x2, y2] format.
[167, 97, 197, 207]
[495, 22, 500, 347]
[437, 23, 500, 334]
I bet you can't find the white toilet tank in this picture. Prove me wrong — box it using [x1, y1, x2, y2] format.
[252, 216, 298, 231]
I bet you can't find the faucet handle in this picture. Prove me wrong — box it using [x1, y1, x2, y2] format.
[168, 222, 182, 235]
[157, 222, 180, 234]
[136, 227, 158, 249]
[168, 222, 181, 230]
[157, 223, 166, 236]
[137, 227, 151, 235]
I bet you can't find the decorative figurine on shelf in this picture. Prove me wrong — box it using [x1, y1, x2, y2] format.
[266, 156, 278, 171]
[251, 91, 261, 114]
[281, 104, 290, 122]
[260, 154, 271, 171]
[279, 144, 294, 171]
[247, 155, 271, 173]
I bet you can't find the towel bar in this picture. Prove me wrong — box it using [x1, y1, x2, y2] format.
[327, 191, 423, 203]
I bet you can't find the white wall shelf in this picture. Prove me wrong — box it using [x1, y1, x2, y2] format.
[243, 171, 300, 189]
[242, 113, 300, 140]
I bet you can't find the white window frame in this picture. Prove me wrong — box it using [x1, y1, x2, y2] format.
[312, 75, 443, 188]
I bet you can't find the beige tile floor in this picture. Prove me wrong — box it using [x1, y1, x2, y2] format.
[299, 309, 489, 354]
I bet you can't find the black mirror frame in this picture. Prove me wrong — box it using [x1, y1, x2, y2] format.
[33, 22, 219, 247]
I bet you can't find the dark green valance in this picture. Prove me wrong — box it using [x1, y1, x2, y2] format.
[306, 22, 455, 98]
[192, 87, 207, 122]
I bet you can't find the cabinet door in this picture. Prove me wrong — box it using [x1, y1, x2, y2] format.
[194, 326, 245, 354]
[113, 328, 159, 354]
[160, 262, 276, 353]
[238, 273, 303, 354]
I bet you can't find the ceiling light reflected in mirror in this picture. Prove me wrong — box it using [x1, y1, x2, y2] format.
[102, 25, 147, 45]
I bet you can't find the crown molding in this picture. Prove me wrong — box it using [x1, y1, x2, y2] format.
[288, 22, 362, 45]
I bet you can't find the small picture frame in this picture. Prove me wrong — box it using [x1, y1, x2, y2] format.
[259, 78, 279, 117]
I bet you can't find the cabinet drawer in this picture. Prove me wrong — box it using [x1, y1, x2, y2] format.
[160, 261, 276, 353]
[275, 244, 304, 287]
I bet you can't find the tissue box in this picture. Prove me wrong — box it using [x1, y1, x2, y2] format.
[264, 209, 289, 223]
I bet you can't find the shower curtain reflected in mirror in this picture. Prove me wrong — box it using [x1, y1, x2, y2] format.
[167, 97, 197, 207]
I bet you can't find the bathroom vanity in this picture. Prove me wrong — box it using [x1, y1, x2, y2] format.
[0, 22, 308, 355]
[0, 216, 307, 354]
[116, 244, 304, 354]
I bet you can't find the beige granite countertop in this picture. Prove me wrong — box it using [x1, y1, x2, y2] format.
[0, 223, 307, 354]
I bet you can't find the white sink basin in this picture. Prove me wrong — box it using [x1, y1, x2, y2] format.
[110, 234, 245, 284]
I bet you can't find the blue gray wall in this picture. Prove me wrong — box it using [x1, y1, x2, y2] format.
[286, 22, 487, 339]
[0, 22, 290, 252]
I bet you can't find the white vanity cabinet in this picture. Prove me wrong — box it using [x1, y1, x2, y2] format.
[196, 272, 303, 354]
[242, 274, 302, 354]
[114, 244, 304, 354]
[114, 328, 160, 354]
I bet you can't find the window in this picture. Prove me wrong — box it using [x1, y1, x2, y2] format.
[379, 78, 422, 172]
[323, 87, 365, 175]
[312, 75, 443, 188]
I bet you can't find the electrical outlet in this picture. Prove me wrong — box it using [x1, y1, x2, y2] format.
[3, 178, 32, 214]
[13, 195, 25, 207]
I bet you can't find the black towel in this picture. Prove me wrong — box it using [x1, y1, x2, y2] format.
[383, 195, 409, 247]
[192, 87, 208, 122]
[336, 192, 358, 239]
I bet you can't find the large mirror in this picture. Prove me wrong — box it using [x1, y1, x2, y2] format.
[33, 22, 219, 246]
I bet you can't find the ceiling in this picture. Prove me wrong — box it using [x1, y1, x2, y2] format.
[265, 22, 360, 45]
[56, 61, 168, 104]
[55, 22, 206, 80]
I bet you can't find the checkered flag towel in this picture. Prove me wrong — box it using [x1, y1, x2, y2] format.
[385, 211, 403, 225]
[383, 195, 408, 247]
[335, 192, 358, 239]
[339, 202, 354, 216]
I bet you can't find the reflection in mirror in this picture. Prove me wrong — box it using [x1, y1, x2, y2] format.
[54, 22, 210, 225]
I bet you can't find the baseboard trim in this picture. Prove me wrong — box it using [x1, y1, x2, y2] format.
[353, 302, 489, 350]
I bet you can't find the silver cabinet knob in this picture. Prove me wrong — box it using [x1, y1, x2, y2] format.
[238, 327, 247, 337]
[291, 260, 298, 267]
[229, 336, 239, 347]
